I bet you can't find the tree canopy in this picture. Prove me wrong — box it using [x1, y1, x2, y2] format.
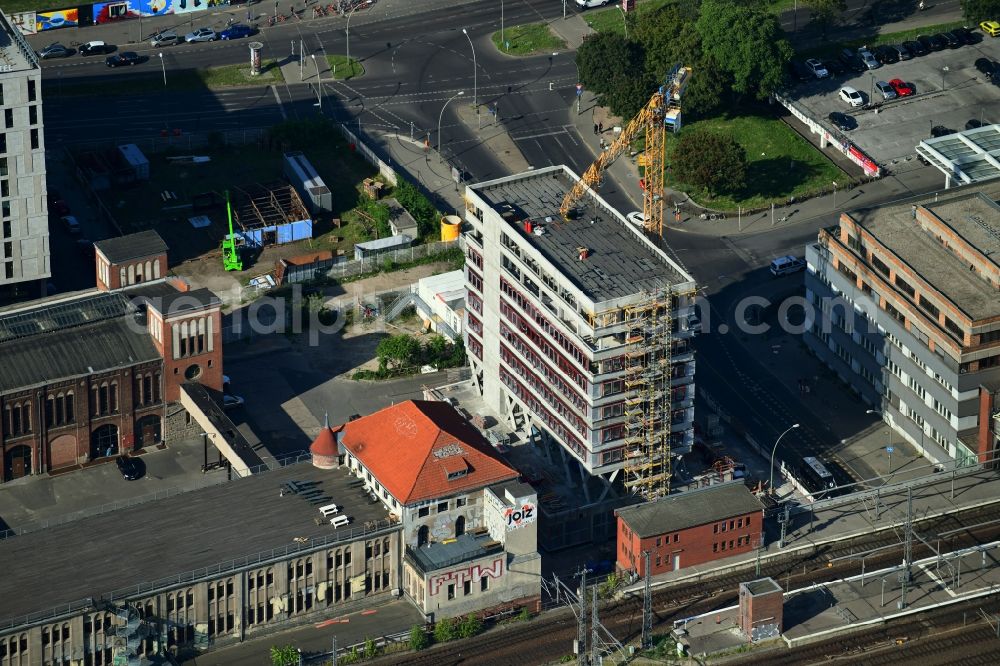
[577, 33, 654, 119]
[962, 0, 1000, 23]
[696, 0, 793, 100]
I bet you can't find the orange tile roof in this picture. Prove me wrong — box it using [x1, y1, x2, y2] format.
[309, 426, 339, 457]
[339, 400, 518, 504]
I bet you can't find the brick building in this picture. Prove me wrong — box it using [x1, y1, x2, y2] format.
[318, 399, 543, 619]
[94, 229, 168, 291]
[615, 482, 764, 576]
[0, 231, 222, 483]
[805, 184, 1000, 467]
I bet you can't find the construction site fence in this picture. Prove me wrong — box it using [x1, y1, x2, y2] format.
[323, 239, 460, 281]
[338, 124, 399, 187]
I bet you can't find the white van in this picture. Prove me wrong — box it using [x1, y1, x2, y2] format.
[576, 0, 611, 7]
[770, 256, 806, 277]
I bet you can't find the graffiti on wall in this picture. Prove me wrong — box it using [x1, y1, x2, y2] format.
[10, 12, 37, 35]
[92, 0, 175, 24]
[36, 9, 79, 31]
[428, 557, 503, 596]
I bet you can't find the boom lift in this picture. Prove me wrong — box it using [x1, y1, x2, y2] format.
[560, 64, 691, 236]
[222, 190, 243, 272]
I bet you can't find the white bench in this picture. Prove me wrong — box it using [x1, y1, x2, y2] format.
[319, 503, 340, 517]
[330, 515, 350, 528]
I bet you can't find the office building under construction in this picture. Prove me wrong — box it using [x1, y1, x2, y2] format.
[463, 166, 698, 499]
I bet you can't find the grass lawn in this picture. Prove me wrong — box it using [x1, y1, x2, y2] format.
[491, 23, 566, 56]
[325, 55, 364, 80]
[583, 0, 673, 35]
[663, 113, 846, 210]
[54, 60, 285, 96]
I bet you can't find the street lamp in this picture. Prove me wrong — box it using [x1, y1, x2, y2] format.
[311, 54, 322, 109]
[461, 28, 477, 110]
[866, 409, 894, 475]
[769, 423, 801, 494]
[437, 91, 465, 152]
[941, 65, 949, 91]
[832, 181, 838, 209]
[346, 4, 360, 77]
[158, 52, 166, 87]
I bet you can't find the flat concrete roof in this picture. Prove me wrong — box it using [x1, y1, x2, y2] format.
[0, 12, 39, 73]
[917, 124, 1000, 185]
[0, 463, 393, 627]
[615, 482, 764, 538]
[469, 166, 692, 303]
[406, 530, 502, 573]
[847, 183, 1000, 321]
[923, 192, 1000, 272]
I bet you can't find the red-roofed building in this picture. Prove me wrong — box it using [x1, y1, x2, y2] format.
[337, 400, 541, 619]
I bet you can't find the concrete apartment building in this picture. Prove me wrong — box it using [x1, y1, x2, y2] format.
[805, 183, 1000, 467]
[0, 10, 49, 304]
[463, 166, 698, 499]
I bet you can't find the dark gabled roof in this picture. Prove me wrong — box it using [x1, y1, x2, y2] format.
[615, 483, 764, 538]
[95, 230, 168, 264]
[0, 316, 161, 393]
[137, 287, 220, 317]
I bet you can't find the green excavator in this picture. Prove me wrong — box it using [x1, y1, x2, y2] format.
[222, 190, 243, 272]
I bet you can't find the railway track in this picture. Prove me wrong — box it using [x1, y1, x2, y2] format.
[377, 501, 1000, 665]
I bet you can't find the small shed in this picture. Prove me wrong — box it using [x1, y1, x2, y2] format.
[117, 144, 150, 181]
[385, 197, 419, 237]
[232, 183, 313, 248]
[276, 250, 336, 284]
[283, 152, 332, 213]
[354, 234, 413, 261]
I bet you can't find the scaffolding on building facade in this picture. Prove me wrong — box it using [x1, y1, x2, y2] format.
[622, 285, 697, 500]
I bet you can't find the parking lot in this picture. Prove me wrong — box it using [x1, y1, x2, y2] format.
[787, 32, 1000, 165]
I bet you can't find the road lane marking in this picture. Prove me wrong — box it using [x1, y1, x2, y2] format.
[270, 84, 287, 120]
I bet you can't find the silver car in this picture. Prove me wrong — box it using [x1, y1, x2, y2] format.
[858, 48, 880, 70]
[38, 42, 70, 59]
[875, 80, 897, 100]
[150, 30, 179, 47]
[185, 27, 217, 43]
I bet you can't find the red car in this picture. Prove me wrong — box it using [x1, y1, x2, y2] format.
[889, 78, 914, 97]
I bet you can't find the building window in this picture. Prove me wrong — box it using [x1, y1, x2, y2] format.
[27, 80, 35, 103]
[480, 577, 489, 592]
[3, 109, 11, 129]
[30, 129, 38, 150]
[437, 501, 448, 513]
[28, 106, 37, 126]
[713, 543, 718, 552]
[463, 580, 471, 596]
[447, 584, 455, 600]
[3, 401, 31, 436]
[655, 537, 661, 547]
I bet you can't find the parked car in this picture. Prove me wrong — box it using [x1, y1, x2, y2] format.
[875, 80, 897, 100]
[903, 40, 928, 57]
[219, 24, 254, 40]
[918, 34, 945, 51]
[79, 40, 112, 56]
[60, 215, 81, 234]
[223, 394, 245, 410]
[116, 455, 145, 481]
[828, 111, 856, 131]
[952, 27, 979, 45]
[874, 45, 899, 64]
[185, 27, 217, 43]
[889, 78, 914, 96]
[839, 48, 866, 73]
[839, 85, 864, 107]
[858, 47, 880, 69]
[891, 43, 911, 60]
[937, 32, 961, 49]
[38, 42, 70, 59]
[982, 20, 1000, 37]
[824, 58, 846, 76]
[975, 57, 996, 80]
[790, 59, 813, 81]
[150, 30, 179, 47]
[805, 58, 829, 78]
[106, 52, 140, 67]
[575, 0, 612, 6]
[931, 125, 955, 137]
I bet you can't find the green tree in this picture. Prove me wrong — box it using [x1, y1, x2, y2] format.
[433, 617, 457, 643]
[357, 195, 391, 239]
[425, 334, 450, 365]
[671, 131, 747, 195]
[803, 0, 846, 36]
[576, 33, 655, 119]
[393, 179, 440, 238]
[447, 339, 467, 368]
[269, 645, 299, 666]
[458, 614, 484, 638]
[696, 0, 793, 100]
[409, 624, 430, 651]
[961, 0, 1000, 22]
[376, 334, 420, 372]
[363, 636, 377, 659]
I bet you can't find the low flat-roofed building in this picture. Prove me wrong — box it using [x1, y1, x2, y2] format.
[0, 463, 401, 663]
[806, 182, 1000, 466]
[416, 270, 465, 340]
[615, 482, 764, 576]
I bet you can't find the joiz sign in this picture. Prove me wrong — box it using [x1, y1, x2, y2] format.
[504, 502, 536, 530]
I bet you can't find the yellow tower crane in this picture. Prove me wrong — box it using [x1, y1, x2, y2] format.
[560, 64, 691, 235]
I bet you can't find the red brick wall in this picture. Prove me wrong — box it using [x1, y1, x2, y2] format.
[161, 308, 224, 402]
[97, 253, 168, 292]
[617, 511, 763, 576]
[979, 387, 998, 465]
